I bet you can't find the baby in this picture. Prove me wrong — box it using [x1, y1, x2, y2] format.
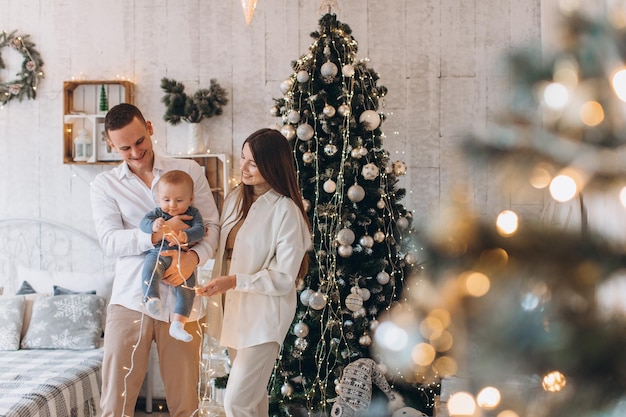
[140, 170, 205, 342]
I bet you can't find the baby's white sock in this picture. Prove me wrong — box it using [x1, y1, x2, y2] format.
[170, 321, 192, 342]
[146, 297, 161, 315]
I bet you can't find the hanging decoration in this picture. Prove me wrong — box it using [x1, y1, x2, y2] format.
[0, 30, 45, 106]
[241, 0, 258, 26]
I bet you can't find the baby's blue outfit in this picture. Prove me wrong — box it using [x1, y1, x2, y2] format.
[140, 206, 205, 318]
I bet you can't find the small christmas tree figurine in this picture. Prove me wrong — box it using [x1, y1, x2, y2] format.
[99, 84, 108, 112]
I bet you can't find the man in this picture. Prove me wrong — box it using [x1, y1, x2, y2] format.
[90, 103, 220, 417]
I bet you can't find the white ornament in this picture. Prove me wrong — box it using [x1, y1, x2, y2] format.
[405, 252, 418, 265]
[287, 110, 300, 124]
[338, 104, 351, 117]
[297, 123, 314, 141]
[396, 217, 409, 230]
[302, 151, 314, 164]
[359, 110, 381, 131]
[309, 291, 327, 310]
[336, 228, 356, 245]
[300, 288, 313, 306]
[323, 104, 336, 118]
[280, 124, 296, 140]
[338, 244, 353, 258]
[358, 147, 368, 156]
[293, 321, 310, 338]
[280, 78, 294, 94]
[345, 293, 364, 312]
[347, 184, 365, 202]
[323, 179, 337, 193]
[359, 235, 374, 248]
[361, 163, 380, 180]
[321, 61, 339, 78]
[376, 271, 390, 285]
[281, 382, 294, 397]
[342, 64, 355, 77]
[296, 70, 310, 83]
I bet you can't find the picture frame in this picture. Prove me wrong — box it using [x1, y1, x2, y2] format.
[95, 121, 121, 161]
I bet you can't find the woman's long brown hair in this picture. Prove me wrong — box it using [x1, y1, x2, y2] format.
[237, 128, 311, 284]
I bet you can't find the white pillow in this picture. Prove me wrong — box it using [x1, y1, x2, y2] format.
[0, 296, 25, 350]
[16, 266, 114, 303]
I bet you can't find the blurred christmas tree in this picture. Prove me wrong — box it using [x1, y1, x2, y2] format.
[267, 12, 435, 417]
[372, 7, 626, 417]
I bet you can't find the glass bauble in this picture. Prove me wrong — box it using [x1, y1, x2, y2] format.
[336, 228, 356, 245]
[362, 163, 380, 180]
[296, 70, 309, 83]
[287, 110, 300, 124]
[309, 291, 327, 310]
[296, 123, 314, 141]
[376, 271, 390, 285]
[347, 184, 365, 202]
[345, 293, 364, 312]
[280, 78, 294, 94]
[323, 179, 337, 193]
[280, 124, 296, 140]
[338, 244, 353, 258]
[359, 109, 381, 131]
[293, 321, 310, 338]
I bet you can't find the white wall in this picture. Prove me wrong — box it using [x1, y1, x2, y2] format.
[0, 0, 546, 236]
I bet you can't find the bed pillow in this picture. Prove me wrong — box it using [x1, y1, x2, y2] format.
[16, 266, 114, 302]
[53, 285, 97, 295]
[21, 294, 106, 350]
[0, 296, 25, 350]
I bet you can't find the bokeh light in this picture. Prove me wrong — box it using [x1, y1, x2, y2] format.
[549, 174, 578, 202]
[530, 163, 554, 189]
[374, 321, 408, 352]
[448, 391, 477, 416]
[496, 210, 519, 236]
[542, 370, 567, 392]
[611, 67, 626, 101]
[411, 342, 436, 366]
[543, 82, 570, 109]
[579, 100, 604, 126]
[461, 271, 491, 297]
[477, 386, 501, 409]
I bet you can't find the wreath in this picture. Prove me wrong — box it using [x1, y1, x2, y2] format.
[0, 30, 45, 106]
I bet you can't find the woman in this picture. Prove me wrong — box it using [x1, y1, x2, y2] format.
[196, 128, 311, 417]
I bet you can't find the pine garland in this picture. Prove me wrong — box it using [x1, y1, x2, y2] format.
[160, 77, 228, 124]
[0, 30, 45, 106]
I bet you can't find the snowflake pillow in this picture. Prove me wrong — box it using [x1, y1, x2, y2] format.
[0, 296, 25, 350]
[21, 294, 105, 350]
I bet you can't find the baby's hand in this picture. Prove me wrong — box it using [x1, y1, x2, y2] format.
[153, 217, 166, 233]
[165, 230, 188, 246]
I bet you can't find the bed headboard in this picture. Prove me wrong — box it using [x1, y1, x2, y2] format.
[0, 218, 114, 296]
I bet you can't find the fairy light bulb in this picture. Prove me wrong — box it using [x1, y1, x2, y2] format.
[477, 386, 501, 409]
[542, 370, 567, 392]
[543, 82, 570, 109]
[549, 174, 578, 202]
[496, 210, 519, 236]
[448, 391, 477, 416]
[611, 67, 626, 101]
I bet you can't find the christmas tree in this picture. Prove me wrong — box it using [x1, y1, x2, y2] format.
[375, 8, 626, 417]
[267, 13, 435, 417]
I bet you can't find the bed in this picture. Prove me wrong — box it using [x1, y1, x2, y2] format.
[0, 218, 114, 417]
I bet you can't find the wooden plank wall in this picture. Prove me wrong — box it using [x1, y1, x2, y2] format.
[0, 0, 576, 239]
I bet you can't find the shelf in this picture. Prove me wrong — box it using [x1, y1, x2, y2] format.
[172, 153, 229, 212]
[63, 80, 135, 164]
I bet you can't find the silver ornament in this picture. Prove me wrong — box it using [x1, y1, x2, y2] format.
[309, 291, 327, 310]
[336, 228, 356, 245]
[358, 147, 369, 156]
[293, 321, 310, 338]
[345, 293, 364, 312]
[359, 110, 381, 131]
[323, 179, 336, 193]
[296, 70, 310, 83]
[296, 123, 314, 141]
[280, 124, 296, 140]
[294, 337, 308, 350]
[281, 382, 294, 397]
[299, 288, 313, 306]
[359, 235, 374, 248]
[347, 184, 365, 202]
[321, 61, 338, 78]
[280, 79, 294, 94]
[338, 244, 353, 258]
[338, 104, 351, 117]
[396, 217, 409, 230]
[342, 64, 355, 77]
[287, 110, 300, 124]
[323, 104, 336, 118]
[376, 271, 390, 285]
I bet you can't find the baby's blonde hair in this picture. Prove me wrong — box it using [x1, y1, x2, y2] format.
[158, 170, 194, 195]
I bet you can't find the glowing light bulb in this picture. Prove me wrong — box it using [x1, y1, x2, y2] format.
[477, 386, 501, 409]
[448, 391, 477, 416]
[543, 82, 570, 109]
[579, 100, 604, 126]
[496, 210, 519, 236]
[542, 370, 567, 392]
[612, 68, 626, 102]
[549, 174, 578, 202]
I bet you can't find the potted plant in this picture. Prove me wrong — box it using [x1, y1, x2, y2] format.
[160, 77, 228, 154]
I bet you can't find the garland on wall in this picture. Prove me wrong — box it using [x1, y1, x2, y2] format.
[0, 30, 45, 106]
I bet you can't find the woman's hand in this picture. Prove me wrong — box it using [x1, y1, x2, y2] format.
[161, 249, 199, 287]
[196, 275, 236, 297]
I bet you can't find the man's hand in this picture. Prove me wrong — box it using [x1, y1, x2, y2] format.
[161, 249, 199, 287]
